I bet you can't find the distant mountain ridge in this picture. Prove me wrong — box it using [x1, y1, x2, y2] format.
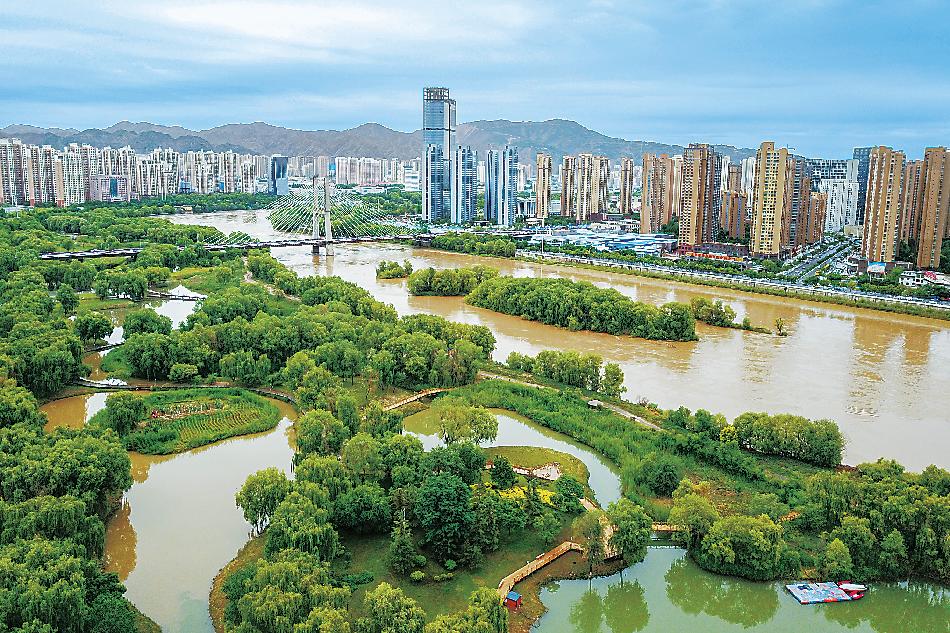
[0, 120, 758, 166]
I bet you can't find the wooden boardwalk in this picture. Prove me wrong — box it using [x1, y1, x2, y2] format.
[382, 388, 448, 411]
[497, 540, 585, 598]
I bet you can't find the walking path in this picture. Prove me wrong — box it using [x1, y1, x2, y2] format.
[497, 540, 585, 598]
[382, 388, 448, 411]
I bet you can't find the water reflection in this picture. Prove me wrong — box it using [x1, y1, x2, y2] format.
[820, 581, 950, 633]
[664, 556, 779, 627]
[538, 548, 950, 633]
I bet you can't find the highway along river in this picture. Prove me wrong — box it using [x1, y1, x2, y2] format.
[174, 210, 950, 471]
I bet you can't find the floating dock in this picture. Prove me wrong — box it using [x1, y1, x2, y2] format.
[785, 582, 854, 604]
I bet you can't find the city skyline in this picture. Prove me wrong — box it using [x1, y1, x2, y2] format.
[1, 1, 948, 160]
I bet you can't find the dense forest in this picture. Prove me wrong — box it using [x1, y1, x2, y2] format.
[466, 275, 699, 341]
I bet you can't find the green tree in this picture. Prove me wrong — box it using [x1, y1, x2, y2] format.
[235, 467, 292, 533]
[358, 582, 425, 633]
[607, 499, 653, 567]
[533, 510, 560, 545]
[878, 529, 909, 580]
[418, 474, 473, 560]
[389, 518, 421, 575]
[774, 317, 787, 336]
[104, 392, 147, 436]
[298, 409, 350, 457]
[432, 396, 498, 445]
[601, 363, 626, 398]
[821, 538, 854, 580]
[697, 515, 786, 580]
[669, 492, 720, 549]
[574, 510, 607, 576]
[122, 308, 173, 338]
[490, 456, 517, 489]
[342, 432, 383, 479]
[75, 311, 114, 343]
[56, 283, 79, 314]
[168, 363, 198, 382]
[554, 474, 584, 512]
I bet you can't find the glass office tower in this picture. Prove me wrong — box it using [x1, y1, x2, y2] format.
[423, 88, 456, 222]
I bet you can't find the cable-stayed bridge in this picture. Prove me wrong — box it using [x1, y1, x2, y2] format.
[37, 180, 536, 260]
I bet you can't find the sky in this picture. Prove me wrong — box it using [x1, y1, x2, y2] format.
[1, 0, 948, 158]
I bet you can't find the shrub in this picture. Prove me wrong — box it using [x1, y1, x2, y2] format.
[410, 571, 425, 582]
[444, 559, 457, 571]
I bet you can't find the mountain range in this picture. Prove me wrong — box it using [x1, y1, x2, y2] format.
[0, 120, 758, 166]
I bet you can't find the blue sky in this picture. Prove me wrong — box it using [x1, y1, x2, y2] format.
[1, 0, 948, 158]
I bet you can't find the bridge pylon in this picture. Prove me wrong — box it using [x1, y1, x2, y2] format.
[311, 176, 334, 257]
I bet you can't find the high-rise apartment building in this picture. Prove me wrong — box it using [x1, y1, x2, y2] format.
[818, 180, 860, 232]
[751, 142, 795, 258]
[853, 147, 873, 225]
[485, 147, 518, 226]
[789, 156, 814, 250]
[619, 157, 637, 215]
[0, 139, 29, 206]
[804, 159, 859, 190]
[861, 146, 905, 263]
[536, 154, 552, 220]
[641, 153, 676, 233]
[720, 164, 748, 240]
[54, 152, 86, 207]
[899, 160, 925, 245]
[452, 146, 478, 224]
[804, 192, 828, 245]
[560, 156, 578, 219]
[576, 154, 609, 222]
[915, 147, 950, 269]
[740, 156, 757, 197]
[423, 87, 456, 222]
[679, 143, 719, 247]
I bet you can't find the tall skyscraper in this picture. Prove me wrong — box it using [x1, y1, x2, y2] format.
[679, 143, 719, 247]
[0, 139, 29, 206]
[899, 160, 925, 245]
[268, 155, 289, 196]
[853, 147, 873, 225]
[915, 146, 950, 269]
[486, 147, 518, 226]
[619, 157, 637, 216]
[536, 154, 552, 220]
[861, 146, 905, 263]
[561, 156, 577, 219]
[790, 157, 814, 250]
[423, 87, 456, 222]
[751, 142, 795, 258]
[641, 153, 676, 234]
[452, 146, 478, 224]
[576, 154, 609, 222]
[818, 180, 860, 232]
[720, 163, 747, 240]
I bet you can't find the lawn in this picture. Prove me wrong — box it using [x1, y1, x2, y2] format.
[485, 446, 592, 497]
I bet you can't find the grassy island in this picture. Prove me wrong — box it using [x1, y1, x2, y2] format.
[89, 388, 282, 454]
